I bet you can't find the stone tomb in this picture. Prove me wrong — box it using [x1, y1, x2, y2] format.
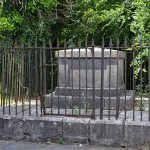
[44, 47, 133, 112]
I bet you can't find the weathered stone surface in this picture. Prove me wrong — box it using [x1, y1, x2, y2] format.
[58, 55, 124, 88]
[0, 116, 24, 141]
[89, 119, 124, 146]
[62, 117, 90, 144]
[0, 115, 150, 147]
[56, 48, 125, 58]
[0, 116, 63, 142]
[22, 117, 63, 142]
[125, 121, 150, 147]
[44, 90, 133, 111]
[45, 47, 133, 112]
[0, 115, 124, 146]
[55, 86, 125, 97]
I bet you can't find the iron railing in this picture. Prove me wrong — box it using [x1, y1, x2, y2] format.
[0, 38, 150, 121]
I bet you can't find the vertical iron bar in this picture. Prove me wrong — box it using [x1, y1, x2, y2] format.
[140, 37, 143, 121]
[6, 52, 9, 106]
[132, 47, 135, 121]
[148, 38, 150, 121]
[108, 37, 112, 120]
[116, 38, 119, 119]
[28, 42, 31, 116]
[8, 51, 12, 115]
[11, 52, 15, 114]
[7, 52, 10, 109]
[40, 47, 43, 116]
[0, 50, 2, 107]
[3, 50, 6, 107]
[43, 41, 46, 115]
[124, 37, 127, 120]
[5, 50, 8, 114]
[71, 39, 74, 115]
[100, 38, 104, 120]
[2, 51, 5, 115]
[49, 39, 53, 115]
[18, 51, 21, 103]
[43, 42, 47, 95]
[14, 51, 18, 116]
[92, 38, 95, 119]
[10, 52, 13, 115]
[64, 39, 67, 115]
[57, 39, 60, 115]
[25, 51, 28, 115]
[78, 39, 81, 116]
[35, 38, 38, 116]
[85, 37, 88, 116]
[0, 50, 1, 107]
[129, 53, 132, 90]
[21, 44, 24, 116]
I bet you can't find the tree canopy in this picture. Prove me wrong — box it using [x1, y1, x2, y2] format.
[0, 0, 150, 45]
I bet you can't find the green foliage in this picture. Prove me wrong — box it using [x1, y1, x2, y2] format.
[0, 0, 59, 43]
[0, 0, 150, 45]
[73, 106, 79, 115]
[131, 48, 148, 78]
[58, 138, 65, 145]
[0, 17, 14, 31]
[135, 84, 148, 98]
[0, 0, 149, 79]
[60, 0, 150, 43]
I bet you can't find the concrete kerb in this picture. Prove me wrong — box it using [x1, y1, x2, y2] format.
[124, 120, 150, 148]
[0, 115, 150, 148]
[89, 118, 124, 146]
[0, 115, 64, 142]
[62, 117, 90, 144]
[0, 115, 124, 146]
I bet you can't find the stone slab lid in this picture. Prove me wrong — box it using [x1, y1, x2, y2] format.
[55, 47, 125, 58]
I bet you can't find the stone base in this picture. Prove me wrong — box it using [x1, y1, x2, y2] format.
[55, 85, 125, 97]
[44, 90, 133, 111]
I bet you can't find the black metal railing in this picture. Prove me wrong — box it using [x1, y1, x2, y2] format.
[0, 37, 150, 121]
